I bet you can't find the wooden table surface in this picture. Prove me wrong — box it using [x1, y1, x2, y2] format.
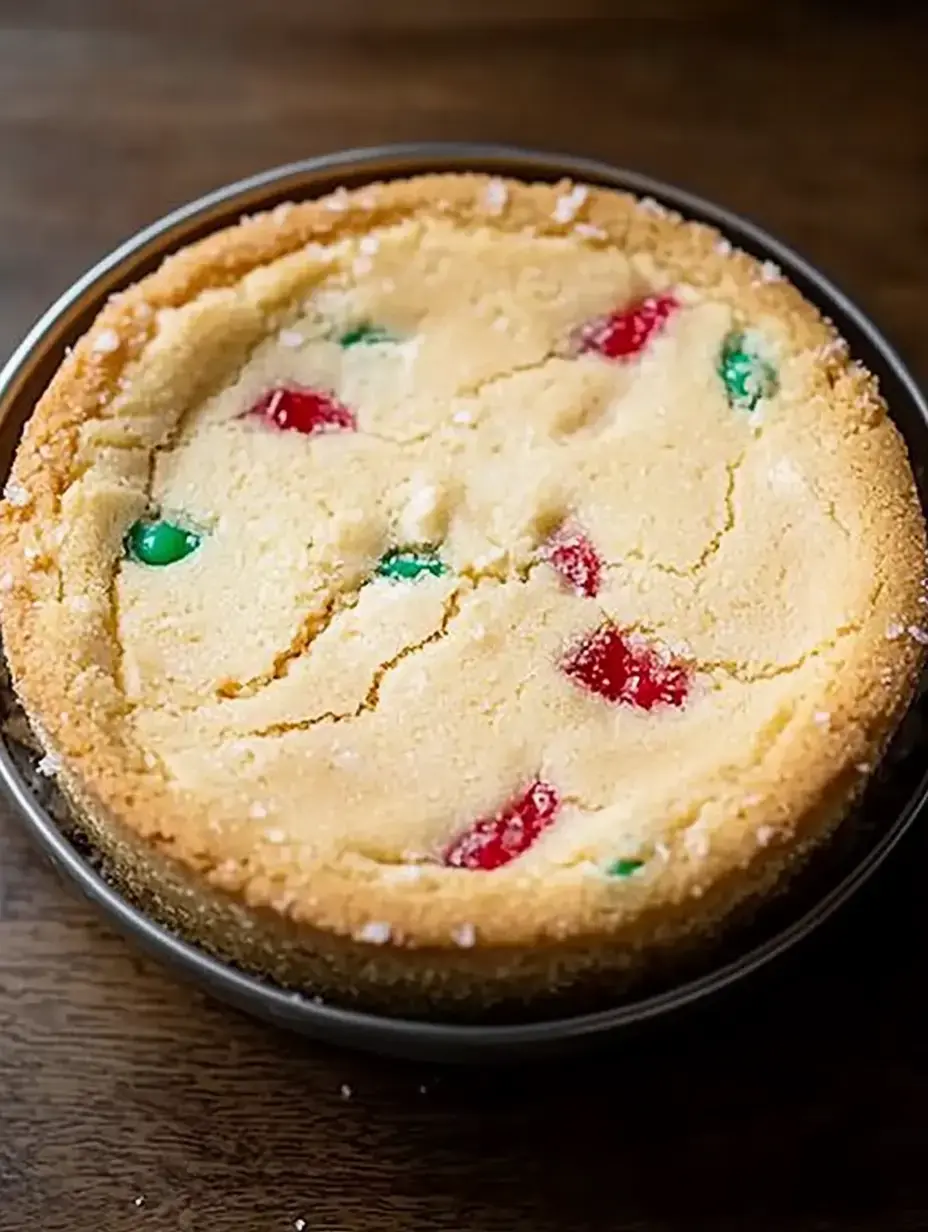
[2, 3, 928, 1229]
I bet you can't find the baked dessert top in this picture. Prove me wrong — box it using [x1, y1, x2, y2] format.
[1, 172, 925, 958]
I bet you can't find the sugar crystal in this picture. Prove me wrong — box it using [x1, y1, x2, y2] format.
[356, 920, 391, 944]
[552, 184, 588, 224]
[483, 179, 508, 214]
[92, 328, 121, 355]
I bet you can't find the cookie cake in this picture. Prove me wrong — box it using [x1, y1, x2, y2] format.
[1, 173, 925, 1014]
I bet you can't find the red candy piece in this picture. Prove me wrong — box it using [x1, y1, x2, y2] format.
[444, 780, 561, 871]
[575, 293, 678, 361]
[543, 525, 602, 598]
[562, 623, 690, 710]
[246, 386, 356, 435]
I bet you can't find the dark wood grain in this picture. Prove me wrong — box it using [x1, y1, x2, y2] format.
[2, 3, 928, 1229]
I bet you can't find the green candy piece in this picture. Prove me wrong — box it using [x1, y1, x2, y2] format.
[339, 323, 395, 348]
[719, 331, 778, 411]
[126, 519, 201, 566]
[376, 548, 446, 582]
[608, 857, 645, 878]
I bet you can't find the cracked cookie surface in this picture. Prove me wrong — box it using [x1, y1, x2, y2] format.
[1, 173, 925, 988]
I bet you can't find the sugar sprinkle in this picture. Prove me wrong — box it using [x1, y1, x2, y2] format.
[483, 179, 508, 215]
[324, 187, 350, 212]
[451, 922, 476, 948]
[37, 751, 62, 777]
[4, 481, 30, 507]
[758, 260, 782, 283]
[552, 184, 589, 224]
[92, 328, 121, 355]
[356, 920, 391, 945]
[818, 338, 849, 362]
[574, 222, 607, 240]
[638, 196, 668, 217]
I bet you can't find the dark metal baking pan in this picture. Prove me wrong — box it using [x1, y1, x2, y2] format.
[2, 143, 927, 1063]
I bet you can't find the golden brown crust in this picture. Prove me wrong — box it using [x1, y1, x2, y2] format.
[1, 173, 925, 1008]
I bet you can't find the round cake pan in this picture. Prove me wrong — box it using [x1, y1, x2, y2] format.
[2, 143, 927, 1064]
